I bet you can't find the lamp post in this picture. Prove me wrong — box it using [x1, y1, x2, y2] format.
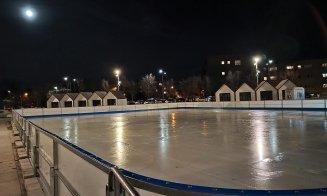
[115, 69, 121, 91]
[253, 56, 261, 86]
[159, 69, 167, 99]
[20, 92, 28, 108]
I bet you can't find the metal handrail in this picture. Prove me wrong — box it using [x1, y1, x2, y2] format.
[12, 111, 140, 196]
[12, 109, 327, 196]
[109, 166, 140, 196]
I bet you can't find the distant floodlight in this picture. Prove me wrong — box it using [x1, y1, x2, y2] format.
[115, 69, 121, 76]
[159, 69, 163, 74]
[253, 56, 261, 64]
[63, 77, 68, 81]
[268, 59, 273, 64]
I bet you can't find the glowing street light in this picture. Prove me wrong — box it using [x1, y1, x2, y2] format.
[159, 69, 167, 99]
[268, 59, 273, 64]
[115, 69, 121, 91]
[253, 56, 261, 86]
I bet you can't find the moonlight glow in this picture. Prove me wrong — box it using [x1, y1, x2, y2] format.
[25, 10, 34, 17]
[21, 7, 37, 21]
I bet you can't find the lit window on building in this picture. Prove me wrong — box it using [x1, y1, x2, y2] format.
[323, 84, 327, 88]
[227, 61, 230, 64]
[297, 65, 302, 69]
[269, 67, 277, 71]
[222, 72, 225, 76]
[322, 63, 327, 67]
[221, 61, 225, 65]
[270, 76, 277, 80]
[263, 77, 267, 81]
[286, 66, 294, 70]
[322, 73, 327, 77]
[235, 60, 241, 65]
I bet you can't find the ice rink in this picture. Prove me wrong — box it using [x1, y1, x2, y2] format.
[30, 109, 327, 190]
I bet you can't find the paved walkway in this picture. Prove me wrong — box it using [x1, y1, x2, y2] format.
[0, 118, 22, 196]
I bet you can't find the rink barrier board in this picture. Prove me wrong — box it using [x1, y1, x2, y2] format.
[12, 105, 327, 195]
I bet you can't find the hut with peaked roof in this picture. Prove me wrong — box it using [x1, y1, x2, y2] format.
[60, 93, 78, 107]
[74, 92, 93, 107]
[275, 79, 297, 100]
[255, 81, 278, 101]
[215, 84, 235, 102]
[47, 94, 65, 108]
[235, 83, 255, 101]
[103, 91, 127, 106]
[88, 91, 107, 106]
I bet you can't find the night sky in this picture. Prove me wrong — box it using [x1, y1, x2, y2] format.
[1, 0, 327, 89]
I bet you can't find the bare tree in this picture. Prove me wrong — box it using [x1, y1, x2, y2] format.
[164, 78, 175, 98]
[124, 80, 138, 101]
[140, 73, 157, 99]
[179, 76, 204, 98]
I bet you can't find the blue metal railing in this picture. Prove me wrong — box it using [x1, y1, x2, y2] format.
[13, 108, 327, 195]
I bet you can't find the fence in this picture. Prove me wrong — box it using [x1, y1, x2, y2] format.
[15, 100, 327, 117]
[12, 101, 327, 195]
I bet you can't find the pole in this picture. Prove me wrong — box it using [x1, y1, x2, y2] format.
[162, 74, 164, 99]
[256, 63, 258, 86]
[117, 75, 120, 91]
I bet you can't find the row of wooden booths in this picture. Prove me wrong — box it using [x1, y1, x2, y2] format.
[215, 79, 305, 102]
[47, 91, 127, 108]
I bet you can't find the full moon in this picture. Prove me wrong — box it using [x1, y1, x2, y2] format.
[21, 7, 37, 21]
[25, 9, 34, 17]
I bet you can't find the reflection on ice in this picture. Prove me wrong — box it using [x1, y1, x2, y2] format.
[31, 109, 327, 189]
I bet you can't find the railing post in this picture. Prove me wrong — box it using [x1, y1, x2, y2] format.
[26, 122, 31, 158]
[107, 170, 114, 196]
[50, 141, 58, 196]
[33, 129, 40, 177]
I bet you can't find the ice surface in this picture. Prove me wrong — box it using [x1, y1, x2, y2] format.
[31, 109, 327, 189]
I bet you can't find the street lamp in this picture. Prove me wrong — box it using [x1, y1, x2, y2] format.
[20, 92, 29, 108]
[253, 56, 261, 86]
[115, 69, 121, 91]
[159, 69, 167, 99]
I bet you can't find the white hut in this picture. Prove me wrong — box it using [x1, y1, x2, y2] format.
[235, 83, 255, 101]
[74, 92, 92, 107]
[255, 81, 278, 101]
[103, 91, 127, 106]
[275, 79, 297, 100]
[292, 87, 305, 100]
[88, 91, 107, 106]
[215, 84, 235, 102]
[47, 94, 65, 108]
[60, 93, 78, 107]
